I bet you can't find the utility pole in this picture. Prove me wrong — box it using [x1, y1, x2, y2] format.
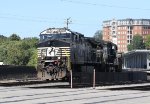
[65, 17, 72, 29]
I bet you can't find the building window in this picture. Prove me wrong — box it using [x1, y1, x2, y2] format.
[130, 35, 132, 39]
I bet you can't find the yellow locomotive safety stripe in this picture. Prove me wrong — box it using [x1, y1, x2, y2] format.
[57, 47, 70, 57]
[64, 49, 71, 71]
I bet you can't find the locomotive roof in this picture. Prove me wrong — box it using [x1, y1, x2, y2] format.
[85, 37, 117, 48]
[40, 27, 84, 37]
[39, 27, 117, 47]
[85, 37, 116, 45]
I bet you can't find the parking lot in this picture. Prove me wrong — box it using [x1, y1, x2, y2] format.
[1, 83, 150, 104]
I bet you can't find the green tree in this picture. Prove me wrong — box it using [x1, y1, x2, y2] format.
[93, 30, 103, 41]
[23, 37, 39, 48]
[27, 49, 38, 67]
[9, 34, 21, 41]
[0, 35, 8, 44]
[0, 34, 39, 67]
[4, 41, 29, 65]
[127, 44, 133, 51]
[0, 44, 8, 63]
[127, 35, 145, 51]
[0, 35, 7, 40]
[145, 35, 150, 49]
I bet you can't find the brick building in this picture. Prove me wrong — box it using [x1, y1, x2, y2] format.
[103, 18, 150, 53]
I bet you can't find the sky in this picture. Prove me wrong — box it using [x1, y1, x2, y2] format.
[1, 0, 150, 38]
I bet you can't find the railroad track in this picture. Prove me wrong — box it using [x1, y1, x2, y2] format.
[0, 80, 69, 87]
[0, 79, 150, 88]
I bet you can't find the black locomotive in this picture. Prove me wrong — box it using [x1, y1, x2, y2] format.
[37, 28, 121, 80]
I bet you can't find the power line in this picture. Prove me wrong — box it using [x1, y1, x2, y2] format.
[61, 0, 150, 11]
[0, 14, 98, 26]
[0, 13, 67, 24]
[0, 13, 63, 21]
[0, 15, 62, 24]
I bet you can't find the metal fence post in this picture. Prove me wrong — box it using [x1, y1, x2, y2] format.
[93, 69, 95, 89]
[70, 70, 72, 88]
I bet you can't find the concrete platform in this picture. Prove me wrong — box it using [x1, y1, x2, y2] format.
[1, 83, 150, 104]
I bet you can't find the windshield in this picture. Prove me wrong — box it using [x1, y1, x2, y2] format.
[40, 33, 71, 41]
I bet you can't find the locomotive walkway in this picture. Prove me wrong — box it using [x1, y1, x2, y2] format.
[1, 83, 150, 104]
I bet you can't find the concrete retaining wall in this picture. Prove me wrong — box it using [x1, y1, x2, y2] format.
[0, 65, 37, 80]
[72, 72, 147, 84]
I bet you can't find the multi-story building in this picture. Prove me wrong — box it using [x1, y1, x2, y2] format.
[103, 18, 150, 53]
